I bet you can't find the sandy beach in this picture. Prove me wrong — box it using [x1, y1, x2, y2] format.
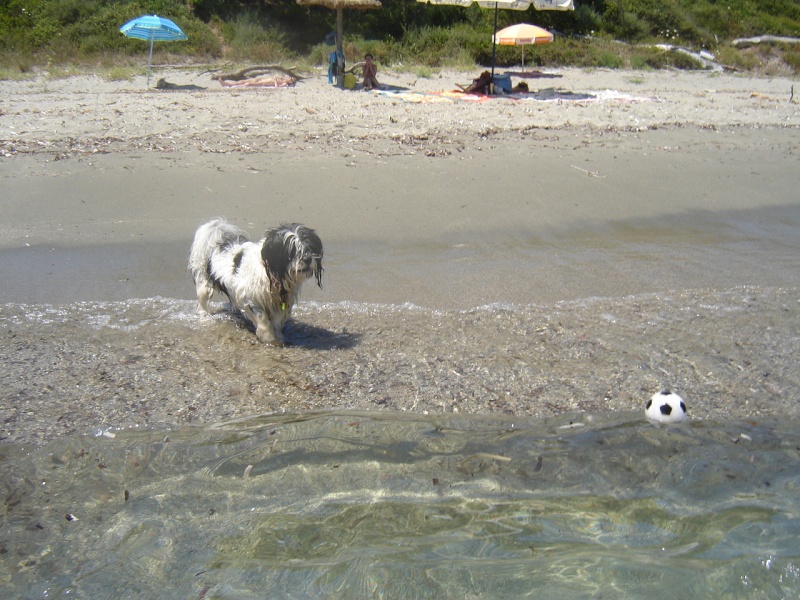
[3, 58, 800, 600]
[2, 66, 799, 304]
[1, 65, 799, 444]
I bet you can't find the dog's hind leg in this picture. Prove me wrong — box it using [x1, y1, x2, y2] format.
[195, 279, 216, 315]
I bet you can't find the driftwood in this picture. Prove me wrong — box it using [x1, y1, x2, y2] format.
[650, 44, 723, 71]
[346, 61, 366, 76]
[213, 65, 303, 82]
[732, 36, 800, 48]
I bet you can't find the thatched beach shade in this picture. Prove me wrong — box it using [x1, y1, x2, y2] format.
[297, 0, 382, 87]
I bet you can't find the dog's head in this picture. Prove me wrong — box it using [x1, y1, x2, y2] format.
[261, 223, 324, 290]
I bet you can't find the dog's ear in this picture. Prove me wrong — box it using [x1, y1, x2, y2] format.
[314, 263, 324, 288]
[261, 229, 291, 282]
[301, 227, 324, 260]
[300, 227, 324, 288]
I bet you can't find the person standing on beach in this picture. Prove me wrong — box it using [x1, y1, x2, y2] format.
[363, 53, 380, 90]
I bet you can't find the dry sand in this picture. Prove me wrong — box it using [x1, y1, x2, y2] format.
[2, 65, 798, 156]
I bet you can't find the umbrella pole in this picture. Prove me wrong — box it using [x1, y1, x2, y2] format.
[147, 34, 154, 87]
[490, 2, 498, 81]
[335, 8, 344, 88]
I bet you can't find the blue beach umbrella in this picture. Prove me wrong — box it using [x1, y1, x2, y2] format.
[120, 15, 188, 87]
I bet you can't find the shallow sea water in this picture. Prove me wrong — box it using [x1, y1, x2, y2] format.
[1, 288, 799, 598]
[1, 410, 799, 598]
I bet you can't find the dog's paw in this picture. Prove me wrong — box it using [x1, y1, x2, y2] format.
[256, 329, 285, 347]
[258, 335, 286, 348]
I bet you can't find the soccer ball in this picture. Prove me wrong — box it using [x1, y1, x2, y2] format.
[646, 391, 688, 424]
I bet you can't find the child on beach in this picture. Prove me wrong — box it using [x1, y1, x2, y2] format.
[362, 53, 380, 90]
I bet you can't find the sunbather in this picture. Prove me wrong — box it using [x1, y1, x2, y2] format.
[463, 71, 493, 95]
[216, 75, 296, 88]
[362, 54, 380, 90]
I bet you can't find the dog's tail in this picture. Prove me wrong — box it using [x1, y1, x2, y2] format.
[189, 218, 248, 278]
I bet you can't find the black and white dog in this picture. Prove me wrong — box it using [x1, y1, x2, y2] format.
[189, 218, 323, 345]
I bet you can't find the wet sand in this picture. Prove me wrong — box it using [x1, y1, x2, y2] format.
[1, 126, 798, 308]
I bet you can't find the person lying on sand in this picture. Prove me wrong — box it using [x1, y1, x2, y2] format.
[215, 75, 297, 88]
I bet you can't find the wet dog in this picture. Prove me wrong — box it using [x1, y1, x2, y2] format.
[189, 218, 323, 345]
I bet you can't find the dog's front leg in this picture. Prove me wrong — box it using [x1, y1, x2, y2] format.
[245, 304, 285, 346]
[268, 307, 292, 346]
[257, 322, 285, 346]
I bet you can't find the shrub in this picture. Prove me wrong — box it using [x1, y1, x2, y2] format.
[225, 12, 292, 62]
[715, 44, 759, 70]
[668, 49, 705, 70]
[1, 0, 798, 72]
[401, 24, 486, 67]
[628, 46, 705, 70]
[784, 47, 800, 74]
[595, 50, 625, 69]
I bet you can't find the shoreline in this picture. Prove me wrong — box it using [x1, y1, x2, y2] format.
[3, 285, 799, 446]
[1, 67, 799, 445]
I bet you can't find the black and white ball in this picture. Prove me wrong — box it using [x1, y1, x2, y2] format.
[646, 391, 688, 424]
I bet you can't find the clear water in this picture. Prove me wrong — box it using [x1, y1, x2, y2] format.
[1, 291, 799, 598]
[1, 410, 798, 598]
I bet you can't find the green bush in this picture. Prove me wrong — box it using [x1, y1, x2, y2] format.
[225, 12, 291, 62]
[0, 0, 215, 58]
[401, 24, 486, 67]
[785, 47, 800, 73]
[595, 50, 625, 69]
[0, 0, 798, 73]
[628, 46, 705, 70]
[667, 49, 705, 70]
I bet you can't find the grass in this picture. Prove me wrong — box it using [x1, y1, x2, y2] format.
[0, 0, 798, 79]
[104, 66, 142, 82]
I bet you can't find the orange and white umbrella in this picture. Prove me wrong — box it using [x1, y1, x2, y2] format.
[493, 23, 553, 67]
[417, 0, 571, 78]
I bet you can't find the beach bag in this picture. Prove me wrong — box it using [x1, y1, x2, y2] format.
[493, 73, 512, 93]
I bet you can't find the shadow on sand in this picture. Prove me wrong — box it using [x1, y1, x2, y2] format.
[284, 319, 362, 350]
[229, 311, 362, 350]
